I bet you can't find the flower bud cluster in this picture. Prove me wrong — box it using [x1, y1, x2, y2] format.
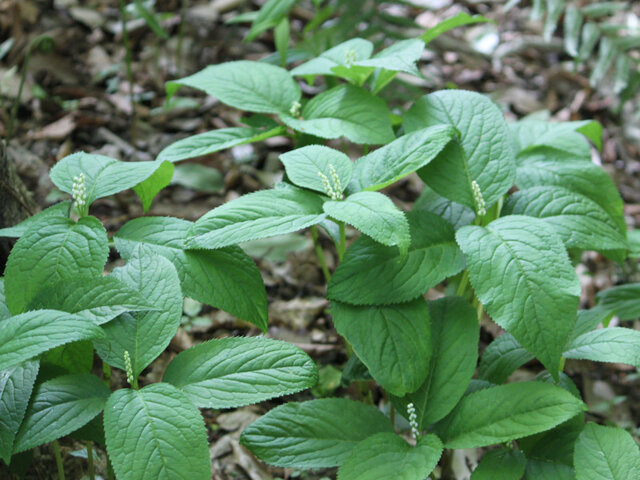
[124, 350, 134, 386]
[289, 100, 301, 117]
[72, 173, 87, 209]
[317, 164, 342, 200]
[344, 48, 357, 66]
[471, 180, 486, 217]
[407, 402, 420, 441]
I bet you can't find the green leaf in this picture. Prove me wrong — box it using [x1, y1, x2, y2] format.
[0, 202, 70, 238]
[564, 5, 583, 57]
[348, 126, 456, 193]
[171, 164, 224, 193]
[13, 374, 110, 453]
[0, 310, 104, 371]
[134, 0, 168, 39]
[4, 216, 108, 315]
[104, 384, 211, 480]
[94, 247, 182, 376]
[456, 216, 580, 378]
[28, 276, 156, 325]
[525, 460, 575, 479]
[590, 36, 617, 86]
[0, 361, 39, 463]
[503, 186, 627, 253]
[405, 90, 515, 210]
[356, 38, 425, 77]
[49, 152, 166, 206]
[163, 337, 317, 408]
[574, 423, 640, 480]
[478, 333, 534, 384]
[331, 299, 431, 396]
[41, 341, 94, 374]
[157, 126, 278, 163]
[0, 278, 9, 321]
[434, 382, 586, 448]
[543, 0, 565, 42]
[578, 22, 601, 64]
[115, 216, 268, 330]
[280, 145, 353, 195]
[413, 186, 475, 229]
[511, 119, 602, 154]
[247, 0, 298, 41]
[329, 210, 465, 305]
[569, 307, 614, 342]
[420, 13, 492, 44]
[187, 186, 326, 250]
[337, 433, 442, 480]
[133, 160, 174, 212]
[167, 61, 300, 114]
[240, 398, 393, 468]
[274, 16, 290, 67]
[471, 449, 526, 480]
[596, 284, 640, 320]
[281, 85, 394, 145]
[395, 297, 479, 427]
[324, 192, 410, 253]
[290, 38, 374, 78]
[563, 327, 640, 367]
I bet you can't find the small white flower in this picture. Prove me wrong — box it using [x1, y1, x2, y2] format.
[317, 164, 342, 200]
[407, 402, 420, 441]
[71, 173, 87, 208]
[124, 350, 134, 386]
[289, 100, 301, 117]
[344, 48, 357, 66]
[471, 180, 486, 217]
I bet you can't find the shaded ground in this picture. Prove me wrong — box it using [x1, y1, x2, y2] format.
[1, 0, 640, 478]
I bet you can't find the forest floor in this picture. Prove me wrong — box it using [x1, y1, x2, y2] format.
[1, 0, 640, 478]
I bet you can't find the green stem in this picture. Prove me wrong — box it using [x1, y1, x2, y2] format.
[87, 441, 95, 480]
[52, 440, 65, 480]
[119, 0, 137, 146]
[338, 221, 346, 261]
[107, 460, 116, 480]
[102, 361, 111, 389]
[311, 226, 331, 283]
[456, 269, 469, 297]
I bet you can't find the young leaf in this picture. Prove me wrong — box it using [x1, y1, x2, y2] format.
[478, 333, 534, 384]
[348, 125, 456, 193]
[404, 90, 515, 210]
[167, 61, 301, 114]
[0, 361, 39, 463]
[355, 38, 425, 77]
[115, 217, 268, 330]
[94, 248, 182, 376]
[280, 145, 353, 195]
[574, 423, 640, 480]
[247, 0, 298, 41]
[163, 337, 318, 408]
[280, 85, 394, 145]
[0, 201, 70, 238]
[329, 210, 465, 305]
[331, 298, 432, 396]
[569, 307, 614, 342]
[434, 382, 586, 448]
[337, 433, 443, 480]
[13, 374, 110, 453]
[596, 283, 640, 320]
[104, 384, 211, 480]
[240, 398, 393, 468]
[290, 38, 374, 78]
[456, 216, 581, 379]
[420, 12, 492, 44]
[563, 327, 640, 367]
[413, 186, 475, 229]
[187, 187, 326, 250]
[324, 192, 410, 253]
[27, 276, 156, 325]
[395, 297, 479, 428]
[133, 0, 168, 39]
[133, 160, 174, 212]
[0, 310, 104, 371]
[4, 216, 108, 314]
[471, 449, 526, 480]
[503, 186, 627, 253]
[49, 152, 166, 206]
[511, 119, 602, 154]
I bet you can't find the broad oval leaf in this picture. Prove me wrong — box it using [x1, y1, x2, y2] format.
[104, 383, 211, 480]
[0, 202, 70, 238]
[394, 297, 479, 427]
[478, 333, 534, 384]
[50, 152, 166, 206]
[163, 337, 318, 408]
[280, 145, 353, 195]
[27, 276, 155, 325]
[574, 423, 640, 480]
[563, 327, 640, 367]
[324, 192, 410, 253]
[329, 210, 465, 306]
[471, 449, 526, 480]
[331, 298, 431, 396]
[187, 186, 326, 250]
[348, 125, 456, 193]
[240, 398, 393, 468]
[290, 38, 374, 78]
[4, 216, 108, 315]
[414, 186, 475, 229]
[167, 61, 300, 114]
[0, 361, 39, 463]
[404, 90, 515, 210]
[94, 247, 182, 376]
[596, 283, 640, 320]
[281, 84, 394, 145]
[503, 186, 627, 253]
[115, 216, 268, 330]
[456, 216, 581, 379]
[337, 433, 442, 480]
[13, 374, 110, 453]
[0, 310, 104, 371]
[434, 382, 586, 448]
